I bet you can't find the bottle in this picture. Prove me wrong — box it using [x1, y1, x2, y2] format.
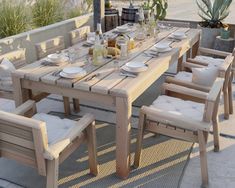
[97, 23, 104, 44]
[93, 32, 103, 66]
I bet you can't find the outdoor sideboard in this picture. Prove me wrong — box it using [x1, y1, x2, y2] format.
[12, 26, 201, 178]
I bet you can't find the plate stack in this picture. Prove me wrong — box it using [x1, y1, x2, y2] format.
[154, 42, 172, 53]
[44, 54, 69, 66]
[169, 31, 187, 40]
[122, 62, 148, 73]
[60, 67, 87, 79]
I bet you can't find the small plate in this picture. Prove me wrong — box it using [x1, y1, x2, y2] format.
[154, 43, 170, 52]
[115, 28, 131, 34]
[60, 70, 86, 79]
[122, 65, 148, 73]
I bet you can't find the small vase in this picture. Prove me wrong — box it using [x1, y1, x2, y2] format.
[220, 29, 230, 39]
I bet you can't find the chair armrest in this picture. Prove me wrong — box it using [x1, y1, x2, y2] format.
[162, 83, 208, 101]
[141, 106, 210, 131]
[207, 78, 224, 102]
[187, 58, 209, 66]
[166, 76, 210, 92]
[198, 47, 231, 57]
[12, 100, 36, 116]
[44, 113, 95, 160]
[183, 61, 206, 70]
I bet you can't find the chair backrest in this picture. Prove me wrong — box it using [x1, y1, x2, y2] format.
[158, 20, 190, 28]
[0, 111, 48, 176]
[0, 49, 26, 69]
[35, 36, 65, 60]
[69, 26, 91, 45]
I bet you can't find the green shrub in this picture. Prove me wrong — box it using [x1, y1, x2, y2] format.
[66, 0, 93, 19]
[32, 0, 64, 27]
[0, 1, 30, 38]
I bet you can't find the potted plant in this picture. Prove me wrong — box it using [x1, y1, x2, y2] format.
[142, 0, 151, 21]
[196, 0, 233, 48]
[151, 0, 168, 20]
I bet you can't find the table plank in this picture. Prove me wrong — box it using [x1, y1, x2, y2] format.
[74, 27, 179, 92]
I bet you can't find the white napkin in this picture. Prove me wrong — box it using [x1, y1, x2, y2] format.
[0, 58, 16, 78]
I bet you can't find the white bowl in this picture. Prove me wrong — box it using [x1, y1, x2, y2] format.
[125, 62, 147, 72]
[116, 26, 129, 32]
[172, 31, 186, 38]
[47, 54, 61, 62]
[154, 43, 170, 52]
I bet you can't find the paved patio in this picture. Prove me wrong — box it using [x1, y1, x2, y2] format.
[0, 80, 235, 187]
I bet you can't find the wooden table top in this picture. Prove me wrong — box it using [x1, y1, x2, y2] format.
[14, 26, 201, 99]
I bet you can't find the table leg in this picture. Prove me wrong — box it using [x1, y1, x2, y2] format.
[12, 76, 30, 107]
[177, 56, 183, 72]
[192, 40, 200, 58]
[115, 97, 132, 179]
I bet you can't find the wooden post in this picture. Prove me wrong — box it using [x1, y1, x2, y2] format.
[93, 0, 105, 30]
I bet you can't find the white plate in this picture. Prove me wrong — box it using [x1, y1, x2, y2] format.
[47, 54, 61, 62]
[153, 47, 172, 53]
[169, 34, 187, 40]
[125, 62, 147, 72]
[60, 71, 86, 79]
[122, 65, 148, 73]
[63, 67, 84, 76]
[154, 43, 170, 52]
[115, 28, 131, 34]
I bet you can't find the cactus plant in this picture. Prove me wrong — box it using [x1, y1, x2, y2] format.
[196, 0, 233, 28]
[151, 0, 168, 20]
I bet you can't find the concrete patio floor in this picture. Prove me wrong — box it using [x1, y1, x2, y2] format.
[0, 82, 235, 187]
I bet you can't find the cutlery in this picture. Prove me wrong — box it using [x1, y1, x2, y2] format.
[85, 73, 100, 82]
[52, 69, 62, 76]
[120, 69, 137, 78]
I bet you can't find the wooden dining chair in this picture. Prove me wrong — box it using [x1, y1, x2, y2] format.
[35, 36, 76, 115]
[173, 50, 235, 119]
[0, 100, 98, 188]
[0, 49, 27, 100]
[134, 78, 224, 188]
[69, 26, 91, 46]
[35, 36, 65, 60]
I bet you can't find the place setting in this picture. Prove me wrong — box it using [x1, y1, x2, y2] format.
[168, 31, 187, 42]
[41, 53, 70, 67]
[120, 61, 148, 78]
[144, 42, 173, 58]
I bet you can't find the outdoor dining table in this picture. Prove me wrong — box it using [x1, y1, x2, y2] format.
[12, 25, 201, 179]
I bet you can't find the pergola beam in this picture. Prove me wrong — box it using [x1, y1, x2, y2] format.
[93, 0, 105, 30]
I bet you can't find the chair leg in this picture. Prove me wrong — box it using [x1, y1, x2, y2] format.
[63, 97, 71, 116]
[86, 121, 99, 176]
[212, 116, 220, 152]
[46, 158, 59, 188]
[228, 71, 233, 114]
[73, 98, 80, 113]
[223, 88, 229, 120]
[198, 130, 209, 188]
[134, 111, 146, 168]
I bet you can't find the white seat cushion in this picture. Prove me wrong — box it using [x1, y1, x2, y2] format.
[151, 95, 204, 122]
[194, 55, 225, 70]
[33, 113, 77, 145]
[174, 71, 192, 82]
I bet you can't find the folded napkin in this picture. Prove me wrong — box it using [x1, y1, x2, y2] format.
[0, 58, 16, 78]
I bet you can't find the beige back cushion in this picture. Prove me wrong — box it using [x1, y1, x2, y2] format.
[35, 36, 65, 60]
[159, 21, 190, 28]
[0, 111, 48, 176]
[69, 26, 90, 45]
[0, 49, 26, 69]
